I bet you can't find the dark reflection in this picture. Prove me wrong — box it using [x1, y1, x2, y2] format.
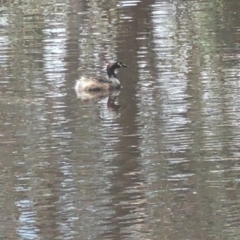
[98, 0, 155, 239]
[107, 90, 121, 111]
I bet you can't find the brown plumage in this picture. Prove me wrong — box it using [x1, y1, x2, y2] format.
[75, 76, 112, 91]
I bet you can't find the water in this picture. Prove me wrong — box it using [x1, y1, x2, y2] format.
[0, 0, 240, 239]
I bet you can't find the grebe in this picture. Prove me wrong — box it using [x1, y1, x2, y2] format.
[74, 61, 128, 91]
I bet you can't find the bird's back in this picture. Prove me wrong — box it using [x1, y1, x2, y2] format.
[75, 75, 112, 91]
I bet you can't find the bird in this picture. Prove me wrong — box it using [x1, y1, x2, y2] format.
[74, 60, 128, 91]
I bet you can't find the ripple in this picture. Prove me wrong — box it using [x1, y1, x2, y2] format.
[0, 0, 240, 240]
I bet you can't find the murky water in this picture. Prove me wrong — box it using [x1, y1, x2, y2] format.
[0, 0, 240, 239]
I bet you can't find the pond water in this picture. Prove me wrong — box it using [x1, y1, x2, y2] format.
[0, 0, 240, 239]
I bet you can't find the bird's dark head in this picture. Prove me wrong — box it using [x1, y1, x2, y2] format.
[107, 60, 128, 78]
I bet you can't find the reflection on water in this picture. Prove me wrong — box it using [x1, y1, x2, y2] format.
[0, 0, 240, 239]
[75, 89, 121, 112]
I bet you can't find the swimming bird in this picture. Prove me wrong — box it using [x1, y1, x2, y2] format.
[74, 60, 128, 91]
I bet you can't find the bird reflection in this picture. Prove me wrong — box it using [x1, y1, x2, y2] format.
[107, 90, 121, 111]
[75, 89, 121, 111]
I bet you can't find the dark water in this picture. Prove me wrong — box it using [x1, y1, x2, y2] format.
[0, 0, 240, 239]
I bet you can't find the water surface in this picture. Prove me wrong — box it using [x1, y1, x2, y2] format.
[0, 0, 240, 239]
